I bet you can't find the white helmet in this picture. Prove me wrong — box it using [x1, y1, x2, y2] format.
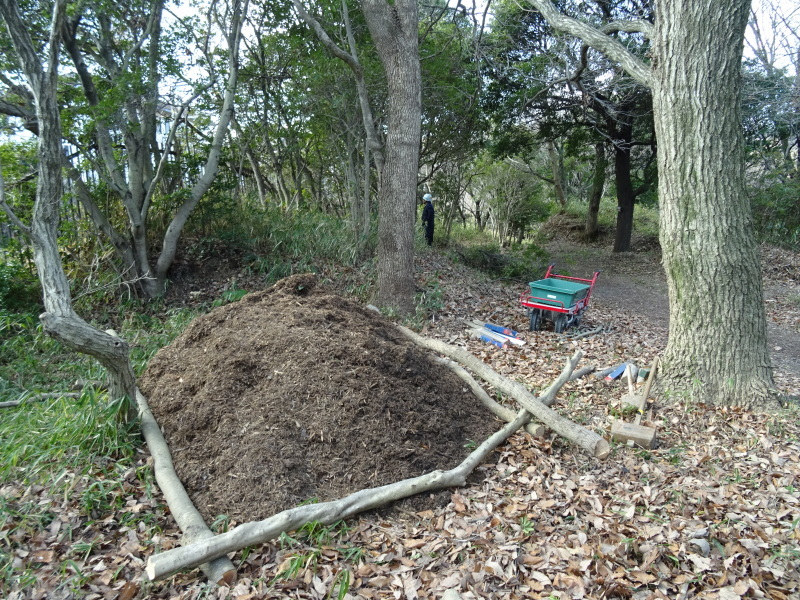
[423, 193, 433, 202]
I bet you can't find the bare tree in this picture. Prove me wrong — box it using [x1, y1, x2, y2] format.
[1, 0, 247, 298]
[0, 0, 137, 415]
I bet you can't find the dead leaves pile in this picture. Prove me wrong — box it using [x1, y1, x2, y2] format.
[6, 245, 800, 599]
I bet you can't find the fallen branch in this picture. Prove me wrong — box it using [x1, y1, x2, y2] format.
[567, 326, 604, 340]
[145, 409, 532, 580]
[395, 325, 609, 459]
[146, 332, 590, 580]
[0, 391, 80, 408]
[434, 356, 545, 438]
[568, 365, 596, 381]
[136, 389, 236, 584]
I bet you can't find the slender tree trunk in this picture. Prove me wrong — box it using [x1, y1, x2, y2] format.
[653, 0, 775, 407]
[0, 0, 137, 418]
[586, 141, 606, 240]
[363, 0, 421, 314]
[153, 0, 248, 294]
[612, 124, 635, 252]
[547, 140, 567, 211]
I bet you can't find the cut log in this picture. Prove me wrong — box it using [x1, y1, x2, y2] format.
[145, 409, 532, 580]
[395, 325, 609, 459]
[434, 356, 546, 438]
[136, 390, 236, 584]
[609, 420, 657, 448]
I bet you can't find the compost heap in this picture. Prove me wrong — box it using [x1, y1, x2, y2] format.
[140, 274, 497, 523]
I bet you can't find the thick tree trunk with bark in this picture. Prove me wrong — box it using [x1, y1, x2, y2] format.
[652, 0, 775, 407]
[363, 0, 421, 315]
[612, 126, 635, 253]
[525, 0, 777, 408]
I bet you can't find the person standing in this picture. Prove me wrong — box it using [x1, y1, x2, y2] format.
[421, 193, 435, 246]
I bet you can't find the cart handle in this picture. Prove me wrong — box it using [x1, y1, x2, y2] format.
[544, 264, 601, 286]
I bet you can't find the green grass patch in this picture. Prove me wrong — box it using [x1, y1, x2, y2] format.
[0, 303, 195, 596]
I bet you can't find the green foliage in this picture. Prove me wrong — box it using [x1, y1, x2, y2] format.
[0, 252, 41, 313]
[0, 387, 138, 487]
[186, 204, 365, 285]
[212, 288, 248, 307]
[449, 237, 549, 281]
[749, 177, 800, 248]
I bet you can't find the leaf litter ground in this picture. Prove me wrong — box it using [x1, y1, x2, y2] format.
[5, 236, 800, 600]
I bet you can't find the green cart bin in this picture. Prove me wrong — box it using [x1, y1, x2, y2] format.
[528, 278, 591, 308]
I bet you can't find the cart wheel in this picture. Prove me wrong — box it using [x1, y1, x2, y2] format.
[574, 312, 583, 329]
[529, 310, 541, 332]
[554, 314, 567, 334]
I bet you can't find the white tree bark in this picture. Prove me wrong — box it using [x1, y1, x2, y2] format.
[1, 3, 238, 581]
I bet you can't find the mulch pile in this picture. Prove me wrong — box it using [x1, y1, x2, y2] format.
[139, 274, 496, 523]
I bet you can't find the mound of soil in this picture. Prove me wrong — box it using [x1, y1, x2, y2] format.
[140, 274, 497, 523]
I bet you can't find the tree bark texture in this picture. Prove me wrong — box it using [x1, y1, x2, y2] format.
[525, 0, 777, 408]
[652, 0, 775, 407]
[363, 0, 422, 315]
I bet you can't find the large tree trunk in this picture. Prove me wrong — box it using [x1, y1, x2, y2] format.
[363, 0, 421, 315]
[653, 0, 775, 407]
[524, 0, 777, 408]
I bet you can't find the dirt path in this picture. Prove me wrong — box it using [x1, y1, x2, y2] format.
[545, 238, 800, 393]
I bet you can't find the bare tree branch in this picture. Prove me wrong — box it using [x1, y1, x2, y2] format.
[524, 0, 652, 88]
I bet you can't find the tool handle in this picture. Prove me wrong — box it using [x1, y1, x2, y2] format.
[640, 356, 660, 409]
[625, 365, 634, 395]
